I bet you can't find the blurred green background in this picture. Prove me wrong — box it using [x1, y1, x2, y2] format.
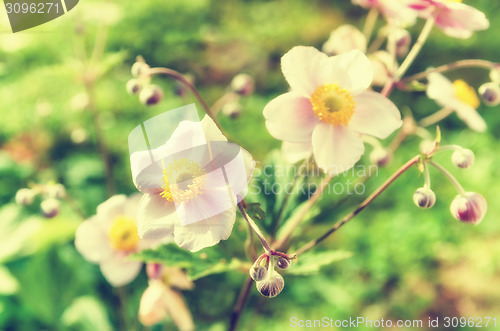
[0, 0, 500, 330]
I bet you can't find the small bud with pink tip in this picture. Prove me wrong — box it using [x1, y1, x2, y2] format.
[452, 148, 475, 169]
[450, 192, 487, 225]
[413, 187, 436, 209]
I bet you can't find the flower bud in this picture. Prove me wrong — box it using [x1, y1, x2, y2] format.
[15, 188, 35, 206]
[146, 263, 162, 279]
[131, 61, 150, 77]
[370, 148, 392, 167]
[222, 100, 241, 119]
[249, 265, 267, 281]
[452, 148, 475, 169]
[47, 183, 66, 199]
[139, 85, 163, 106]
[450, 192, 487, 225]
[394, 28, 411, 58]
[419, 140, 435, 155]
[478, 82, 500, 106]
[256, 273, 284, 298]
[126, 78, 143, 95]
[276, 257, 291, 270]
[369, 51, 395, 87]
[413, 187, 436, 209]
[322, 24, 367, 56]
[41, 198, 60, 218]
[230, 74, 254, 96]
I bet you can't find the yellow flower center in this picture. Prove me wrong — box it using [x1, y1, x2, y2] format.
[453, 79, 480, 109]
[309, 83, 355, 126]
[447, 0, 462, 3]
[160, 158, 207, 204]
[108, 216, 139, 252]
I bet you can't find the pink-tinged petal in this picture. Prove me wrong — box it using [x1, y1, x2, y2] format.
[139, 279, 169, 326]
[133, 163, 164, 195]
[330, 49, 373, 94]
[75, 217, 114, 263]
[162, 287, 195, 331]
[282, 141, 312, 164]
[281, 46, 333, 96]
[173, 206, 236, 252]
[263, 92, 318, 143]
[452, 102, 487, 132]
[349, 90, 402, 139]
[200, 115, 227, 142]
[426, 72, 456, 105]
[99, 254, 142, 287]
[96, 195, 127, 226]
[436, 2, 489, 39]
[312, 123, 364, 175]
[136, 194, 178, 240]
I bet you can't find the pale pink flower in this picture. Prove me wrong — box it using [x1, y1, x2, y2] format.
[408, 0, 489, 38]
[263, 47, 402, 174]
[353, 0, 417, 26]
[75, 194, 156, 287]
[131, 115, 255, 252]
[322, 24, 367, 56]
[139, 277, 194, 330]
[426, 72, 486, 132]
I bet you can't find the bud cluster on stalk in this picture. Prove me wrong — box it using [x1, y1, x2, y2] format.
[249, 252, 293, 298]
[15, 182, 66, 218]
[126, 59, 164, 106]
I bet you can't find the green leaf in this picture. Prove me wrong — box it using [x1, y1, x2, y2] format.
[61, 296, 114, 331]
[287, 250, 352, 276]
[131, 243, 243, 281]
[246, 203, 265, 221]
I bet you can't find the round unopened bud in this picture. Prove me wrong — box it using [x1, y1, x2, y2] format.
[222, 100, 241, 119]
[322, 24, 367, 55]
[276, 257, 291, 270]
[256, 273, 284, 298]
[370, 148, 392, 167]
[139, 85, 163, 106]
[450, 192, 487, 225]
[231, 74, 254, 96]
[15, 188, 35, 206]
[394, 28, 411, 58]
[131, 61, 150, 77]
[47, 183, 66, 199]
[478, 82, 500, 106]
[249, 265, 268, 281]
[126, 79, 143, 95]
[369, 51, 395, 87]
[41, 198, 60, 218]
[452, 148, 475, 169]
[413, 187, 436, 209]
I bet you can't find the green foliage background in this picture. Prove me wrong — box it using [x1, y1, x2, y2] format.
[0, 0, 500, 330]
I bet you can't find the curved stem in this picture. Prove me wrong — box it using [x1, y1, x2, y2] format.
[428, 161, 466, 196]
[363, 8, 379, 40]
[396, 17, 435, 79]
[271, 173, 333, 250]
[423, 161, 431, 189]
[418, 107, 454, 127]
[229, 276, 253, 331]
[147, 67, 222, 131]
[401, 59, 498, 83]
[238, 202, 271, 253]
[295, 155, 420, 256]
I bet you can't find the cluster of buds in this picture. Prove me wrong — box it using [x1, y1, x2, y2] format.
[15, 182, 65, 218]
[413, 144, 486, 225]
[218, 73, 255, 119]
[126, 59, 164, 106]
[249, 252, 294, 298]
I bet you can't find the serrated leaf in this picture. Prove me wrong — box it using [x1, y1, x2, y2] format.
[246, 203, 265, 221]
[131, 243, 242, 280]
[287, 250, 352, 276]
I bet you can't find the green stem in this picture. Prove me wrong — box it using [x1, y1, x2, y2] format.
[428, 161, 466, 196]
[418, 107, 454, 127]
[401, 59, 498, 83]
[396, 17, 435, 79]
[238, 202, 271, 253]
[363, 8, 379, 41]
[295, 155, 420, 256]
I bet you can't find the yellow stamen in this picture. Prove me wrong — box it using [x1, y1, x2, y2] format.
[108, 216, 139, 251]
[453, 79, 480, 109]
[447, 0, 462, 3]
[161, 158, 207, 204]
[309, 83, 356, 126]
